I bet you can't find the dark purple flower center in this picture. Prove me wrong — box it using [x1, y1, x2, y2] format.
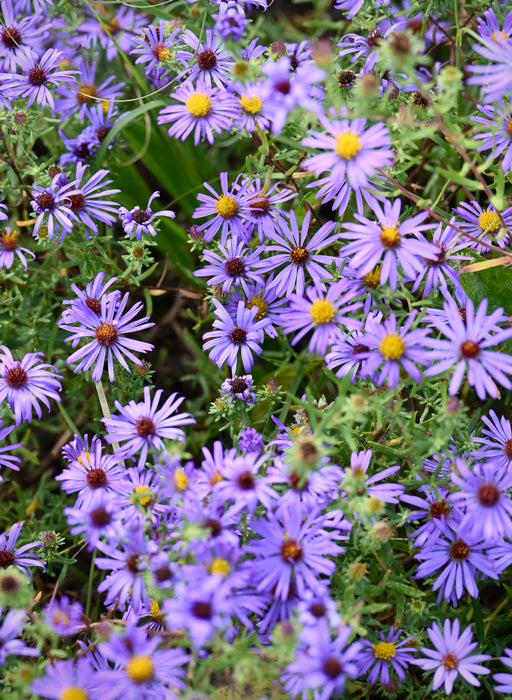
[136, 416, 156, 438]
[95, 322, 118, 346]
[36, 192, 55, 210]
[426, 245, 446, 266]
[280, 538, 303, 562]
[367, 29, 383, 48]
[429, 500, 450, 519]
[352, 343, 370, 355]
[204, 518, 222, 536]
[322, 656, 343, 679]
[192, 601, 212, 619]
[86, 468, 108, 488]
[230, 327, 247, 344]
[0, 574, 20, 593]
[0, 550, 15, 568]
[91, 506, 111, 526]
[289, 471, 309, 491]
[237, 469, 255, 490]
[230, 378, 248, 394]
[310, 602, 326, 618]
[477, 483, 500, 506]
[5, 365, 27, 389]
[154, 565, 172, 582]
[460, 340, 480, 359]
[28, 66, 48, 86]
[290, 246, 309, 264]
[74, 143, 92, 160]
[85, 297, 101, 313]
[1, 26, 21, 49]
[505, 439, 512, 459]
[450, 539, 469, 560]
[197, 48, 217, 70]
[132, 209, 150, 225]
[126, 555, 139, 573]
[225, 257, 245, 277]
[96, 125, 110, 142]
[339, 70, 356, 88]
[442, 652, 458, 670]
[66, 193, 85, 212]
[275, 79, 291, 94]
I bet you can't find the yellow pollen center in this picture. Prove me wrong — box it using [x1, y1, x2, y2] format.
[310, 299, 335, 325]
[379, 333, 405, 360]
[215, 195, 238, 218]
[126, 655, 154, 683]
[77, 83, 97, 104]
[506, 116, 512, 138]
[246, 292, 267, 319]
[60, 688, 88, 700]
[210, 471, 223, 485]
[210, 558, 231, 576]
[335, 131, 361, 159]
[132, 485, 151, 507]
[240, 94, 263, 114]
[373, 641, 396, 660]
[149, 598, 160, 618]
[154, 44, 171, 61]
[478, 209, 500, 232]
[367, 496, 383, 514]
[174, 468, 189, 491]
[1, 231, 18, 251]
[380, 226, 400, 247]
[53, 611, 70, 626]
[186, 92, 212, 117]
[364, 265, 381, 287]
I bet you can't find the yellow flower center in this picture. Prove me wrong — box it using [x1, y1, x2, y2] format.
[507, 116, 512, 138]
[215, 195, 238, 218]
[380, 226, 400, 247]
[174, 467, 189, 491]
[60, 688, 88, 700]
[186, 92, 212, 117]
[364, 265, 381, 288]
[1, 230, 18, 251]
[210, 471, 223, 485]
[53, 611, 70, 626]
[379, 333, 405, 360]
[310, 299, 335, 325]
[102, 99, 110, 114]
[334, 131, 361, 159]
[132, 485, 151, 507]
[240, 94, 262, 114]
[149, 598, 160, 618]
[373, 641, 396, 660]
[210, 558, 231, 576]
[367, 496, 383, 514]
[478, 208, 500, 232]
[77, 83, 97, 104]
[246, 292, 267, 319]
[126, 655, 154, 683]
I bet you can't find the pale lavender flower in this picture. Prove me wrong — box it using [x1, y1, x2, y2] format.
[177, 28, 234, 88]
[95, 527, 148, 612]
[119, 191, 175, 239]
[467, 35, 512, 104]
[130, 21, 180, 79]
[30, 175, 75, 240]
[359, 627, 416, 685]
[54, 57, 125, 120]
[61, 272, 120, 328]
[220, 374, 256, 404]
[0, 226, 35, 270]
[0, 420, 21, 481]
[495, 648, 512, 694]
[472, 99, 512, 176]
[0, 521, 43, 576]
[192, 172, 254, 243]
[471, 409, 512, 471]
[30, 657, 94, 700]
[454, 200, 512, 252]
[44, 595, 83, 636]
[213, 451, 277, 515]
[0, 607, 39, 663]
[194, 236, 264, 294]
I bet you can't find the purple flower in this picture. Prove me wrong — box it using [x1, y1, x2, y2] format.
[0, 346, 61, 424]
[254, 210, 340, 297]
[102, 386, 195, 468]
[192, 172, 254, 243]
[0, 0, 49, 72]
[410, 221, 471, 295]
[338, 18, 405, 71]
[471, 409, 512, 471]
[194, 236, 264, 294]
[0, 420, 21, 480]
[177, 28, 234, 88]
[325, 310, 382, 381]
[280, 280, 362, 355]
[345, 449, 404, 503]
[214, 8, 248, 41]
[340, 199, 437, 289]
[1, 48, 76, 109]
[477, 7, 512, 42]
[454, 200, 512, 252]
[0, 607, 39, 663]
[220, 374, 256, 404]
[0, 226, 35, 270]
[61, 272, 121, 328]
[231, 81, 271, 133]
[31, 657, 94, 700]
[213, 451, 277, 515]
[30, 175, 75, 240]
[227, 280, 285, 339]
[118, 191, 175, 239]
[0, 521, 43, 576]
[95, 527, 148, 612]
[467, 35, 512, 105]
[130, 21, 180, 79]
[359, 627, 416, 685]
[44, 595, 84, 636]
[239, 175, 295, 241]
[414, 619, 491, 695]
[202, 299, 267, 372]
[423, 295, 512, 399]
[158, 80, 237, 145]
[472, 98, 512, 176]
[401, 485, 460, 547]
[495, 648, 512, 694]
[60, 292, 154, 382]
[239, 426, 264, 454]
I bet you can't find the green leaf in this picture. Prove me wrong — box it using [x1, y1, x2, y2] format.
[460, 265, 512, 316]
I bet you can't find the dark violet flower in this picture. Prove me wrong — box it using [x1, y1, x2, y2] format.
[467, 35, 512, 105]
[31, 657, 94, 700]
[0, 226, 35, 270]
[239, 175, 295, 241]
[1, 48, 76, 109]
[102, 386, 195, 468]
[0, 420, 21, 481]
[64, 491, 123, 551]
[454, 200, 512, 252]
[44, 594, 83, 636]
[267, 457, 344, 511]
[280, 280, 362, 355]
[158, 80, 237, 146]
[414, 619, 490, 695]
[239, 426, 264, 454]
[423, 295, 512, 399]
[325, 310, 382, 381]
[296, 586, 342, 628]
[176, 28, 234, 88]
[118, 191, 175, 239]
[495, 648, 512, 694]
[410, 221, 471, 295]
[214, 8, 248, 41]
[60, 292, 154, 382]
[95, 624, 189, 700]
[359, 627, 416, 685]
[0, 521, 43, 576]
[471, 409, 512, 471]
[192, 172, 254, 244]
[194, 235, 264, 294]
[220, 374, 256, 404]
[0, 346, 61, 424]
[203, 299, 267, 372]
[0, 0, 50, 72]
[0, 606, 39, 664]
[227, 280, 285, 339]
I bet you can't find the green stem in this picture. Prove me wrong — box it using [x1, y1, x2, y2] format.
[57, 401, 80, 436]
[95, 381, 121, 454]
[85, 548, 96, 619]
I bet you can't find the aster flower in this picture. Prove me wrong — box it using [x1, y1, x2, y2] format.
[344, 449, 404, 503]
[214, 8, 248, 41]
[454, 199, 512, 252]
[31, 657, 95, 700]
[239, 176, 295, 241]
[1, 48, 76, 109]
[239, 426, 264, 454]
[0, 226, 35, 270]
[118, 191, 175, 239]
[340, 199, 437, 289]
[192, 172, 254, 243]
[495, 648, 512, 694]
[401, 485, 461, 547]
[220, 374, 256, 404]
[296, 586, 342, 628]
[472, 98, 512, 176]
[76, 4, 144, 62]
[410, 221, 471, 295]
[64, 491, 124, 550]
[414, 619, 491, 695]
[338, 18, 405, 71]
[302, 110, 394, 216]
[203, 299, 267, 372]
[0, 521, 43, 576]
[359, 627, 416, 685]
[471, 409, 512, 471]
[325, 311, 382, 381]
[158, 80, 237, 145]
[61, 272, 121, 328]
[194, 235, 264, 294]
[60, 292, 154, 382]
[130, 21, 180, 79]
[0, 201, 7, 220]
[0, 0, 50, 72]
[477, 7, 512, 42]
[280, 280, 362, 355]
[30, 174, 75, 240]
[213, 451, 277, 515]
[44, 595, 83, 636]
[0, 420, 21, 481]
[254, 210, 340, 297]
[102, 386, 195, 468]
[467, 34, 512, 105]
[357, 311, 431, 388]
[0, 607, 39, 663]
[267, 457, 344, 511]
[423, 295, 512, 399]
[231, 81, 271, 133]
[95, 624, 189, 700]
[449, 458, 512, 542]
[227, 280, 285, 339]
[176, 28, 234, 88]
[0, 346, 61, 425]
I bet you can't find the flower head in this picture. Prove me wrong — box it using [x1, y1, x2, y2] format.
[119, 191, 175, 239]
[0, 227, 35, 270]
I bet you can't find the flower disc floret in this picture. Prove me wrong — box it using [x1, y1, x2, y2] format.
[478, 209, 500, 232]
[60, 688, 87, 700]
[380, 225, 400, 247]
[373, 642, 396, 660]
[186, 92, 212, 117]
[240, 94, 262, 114]
[126, 655, 154, 683]
[335, 131, 361, 159]
[379, 333, 405, 360]
[310, 299, 335, 325]
[215, 195, 238, 218]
